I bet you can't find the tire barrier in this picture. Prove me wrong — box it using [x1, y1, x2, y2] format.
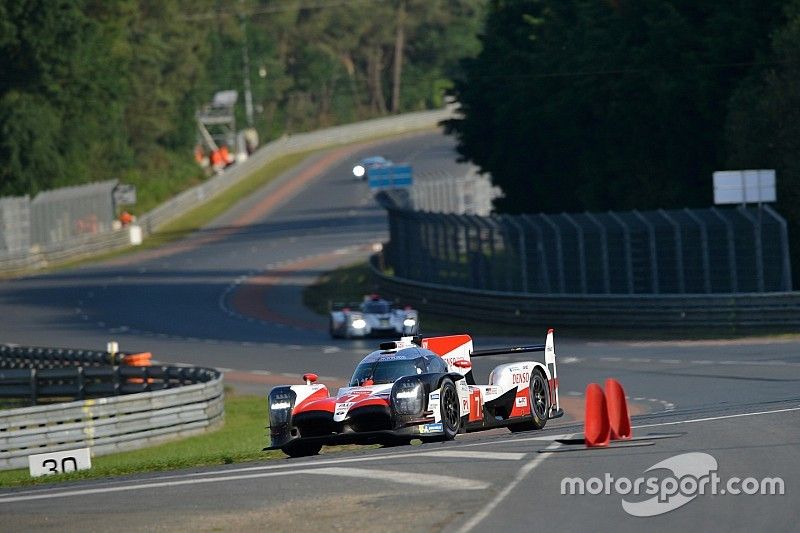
[0, 344, 223, 471]
[370, 255, 800, 330]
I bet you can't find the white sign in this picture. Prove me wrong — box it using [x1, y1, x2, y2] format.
[28, 448, 92, 477]
[113, 184, 137, 206]
[713, 169, 776, 205]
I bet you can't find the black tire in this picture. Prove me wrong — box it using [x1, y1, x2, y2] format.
[509, 370, 549, 432]
[282, 441, 323, 458]
[423, 378, 461, 442]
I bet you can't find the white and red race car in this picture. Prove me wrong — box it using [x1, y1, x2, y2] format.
[329, 295, 419, 338]
[266, 330, 563, 457]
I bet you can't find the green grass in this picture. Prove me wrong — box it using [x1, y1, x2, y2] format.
[303, 261, 379, 314]
[0, 393, 281, 488]
[142, 150, 312, 248]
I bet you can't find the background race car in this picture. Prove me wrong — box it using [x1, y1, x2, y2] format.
[352, 155, 392, 179]
[266, 330, 563, 457]
[329, 295, 419, 338]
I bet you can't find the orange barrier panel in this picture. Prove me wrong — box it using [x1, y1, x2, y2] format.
[584, 383, 610, 448]
[605, 378, 632, 440]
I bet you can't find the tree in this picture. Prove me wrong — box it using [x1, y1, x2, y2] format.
[725, 0, 800, 284]
[446, 0, 785, 214]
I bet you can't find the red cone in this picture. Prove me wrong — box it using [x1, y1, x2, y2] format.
[584, 383, 610, 447]
[605, 378, 632, 440]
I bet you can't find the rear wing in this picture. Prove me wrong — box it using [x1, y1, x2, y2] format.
[425, 329, 560, 413]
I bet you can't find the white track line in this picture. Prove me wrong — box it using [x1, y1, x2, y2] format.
[456, 440, 562, 533]
[0, 466, 483, 504]
[634, 405, 800, 429]
[415, 451, 526, 461]
[306, 467, 489, 490]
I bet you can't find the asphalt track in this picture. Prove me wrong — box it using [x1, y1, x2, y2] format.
[0, 129, 798, 531]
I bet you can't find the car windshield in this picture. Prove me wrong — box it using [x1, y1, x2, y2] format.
[349, 357, 425, 386]
[363, 301, 391, 314]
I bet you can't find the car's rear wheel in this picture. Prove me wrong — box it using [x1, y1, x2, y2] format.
[282, 441, 322, 458]
[509, 369, 549, 432]
[423, 378, 461, 442]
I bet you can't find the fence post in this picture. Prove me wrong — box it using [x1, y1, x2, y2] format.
[763, 205, 793, 291]
[584, 212, 610, 293]
[521, 215, 550, 293]
[736, 206, 764, 292]
[446, 214, 461, 285]
[658, 210, 685, 293]
[30, 367, 37, 404]
[608, 211, 634, 294]
[710, 207, 739, 293]
[684, 209, 712, 293]
[561, 213, 587, 294]
[633, 210, 659, 294]
[435, 212, 448, 285]
[505, 216, 528, 293]
[539, 214, 566, 293]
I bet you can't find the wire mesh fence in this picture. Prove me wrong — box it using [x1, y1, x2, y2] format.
[384, 205, 791, 294]
[410, 166, 501, 215]
[0, 180, 118, 254]
[29, 180, 118, 247]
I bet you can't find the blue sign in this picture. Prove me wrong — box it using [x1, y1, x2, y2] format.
[368, 164, 413, 190]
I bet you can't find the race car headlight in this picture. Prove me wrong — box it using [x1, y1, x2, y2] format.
[403, 318, 416, 328]
[268, 388, 295, 427]
[351, 318, 367, 329]
[353, 164, 365, 177]
[392, 378, 424, 415]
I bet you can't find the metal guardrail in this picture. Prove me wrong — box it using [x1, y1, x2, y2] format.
[0, 345, 223, 471]
[370, 256, 800, 330]
[0, 108, 454, 274]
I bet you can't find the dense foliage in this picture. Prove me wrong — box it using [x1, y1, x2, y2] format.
[447, 0, 800, 282]
[0, 0, 484, 198]
[447, 0, 797, 214]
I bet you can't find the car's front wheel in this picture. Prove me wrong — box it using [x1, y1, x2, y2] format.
[423, 378, 461, 442]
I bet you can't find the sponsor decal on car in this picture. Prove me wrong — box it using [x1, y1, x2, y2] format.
[512, 372, 530, 385]
[334, 402, 354, 422]
[420, 422, 443, 434]
[516, 396, 528, 407]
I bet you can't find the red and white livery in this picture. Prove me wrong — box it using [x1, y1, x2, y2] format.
[266, 330, 563, 457]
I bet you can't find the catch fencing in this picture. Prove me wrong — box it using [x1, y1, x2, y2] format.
[371, 256, 800, 330]
[410, 166, 501, 216]
[0, 181, 118, 255]
[0, 344, 223, 470]
[384, 204, 791, 295]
